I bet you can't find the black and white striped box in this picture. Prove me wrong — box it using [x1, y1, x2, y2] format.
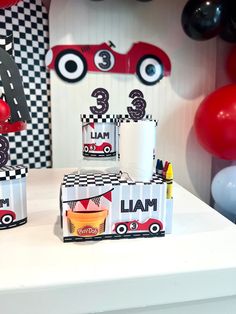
[61, 172, 173, 242]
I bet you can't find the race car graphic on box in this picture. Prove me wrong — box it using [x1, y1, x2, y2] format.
[0, 209, 16, 225]
[113, 218, 163, 235]
[46, 41, 171, 85]
[83, 142, 112, 154]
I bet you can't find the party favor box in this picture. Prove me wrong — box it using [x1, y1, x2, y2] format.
[0, 165, 28, 229]
[60, 172, 173, 242]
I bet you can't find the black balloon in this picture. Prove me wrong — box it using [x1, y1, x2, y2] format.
[181, 0, 225, 40]
[220, 0, 236, 42]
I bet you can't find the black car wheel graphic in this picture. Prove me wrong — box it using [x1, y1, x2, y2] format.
[1, 214, 13, 225]
[55, 49, 87, 83]
[149, 222, 161, 234]
[136, 55, 164, 85]
[116, 223, 128, 235]
[84, 145, 89, 153]
[103, 145, 111, 154]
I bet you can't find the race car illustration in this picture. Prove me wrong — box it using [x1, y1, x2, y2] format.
[46, 41, 171, 85]
[113, 218, 163, 235]
[0, 209, 16, 225]
[83, 142, 112, 154]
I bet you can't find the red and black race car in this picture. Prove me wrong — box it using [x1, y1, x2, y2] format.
[113, 218, 163, 235]
[0, 209, 16, 225]
[83, 142, 112, 154]
[46, 41, 171, 85]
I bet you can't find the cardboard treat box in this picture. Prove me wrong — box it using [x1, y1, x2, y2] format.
[60, 172, 173, 242]
[0, 165, 28, 229]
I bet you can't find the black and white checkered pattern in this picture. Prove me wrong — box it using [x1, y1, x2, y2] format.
[118, 118, 158, 126]
[0, 164, 28, 181]
[0, 33, 12, 55]
[0, 0, 51, 168]
[117, 114, 152, 120]
[80, 114, 118, 123]
[62, 172, 164, 187]
[64, 231, 165, 243]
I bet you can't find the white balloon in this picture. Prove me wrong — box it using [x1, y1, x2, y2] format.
[211, 166, 236, 215]
[214, 202, 236, 223]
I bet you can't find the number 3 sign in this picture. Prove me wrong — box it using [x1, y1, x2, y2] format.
[90, 88, 109, 115]
[94, 50, 115, 71]
[127, 89, 146, 120]
[90, 87, 146, 119]
[0, 136, 9, 167]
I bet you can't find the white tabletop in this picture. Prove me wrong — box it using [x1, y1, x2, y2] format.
[1, 169, 236, 314]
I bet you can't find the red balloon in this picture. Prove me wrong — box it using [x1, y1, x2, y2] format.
[0, 0, 21, 8]
[194, 84, 236, 160]
[0, 99, 11, 122]
[226, 47, 236, 82]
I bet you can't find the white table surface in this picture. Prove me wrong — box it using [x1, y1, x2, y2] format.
[1, 168, 236, 314]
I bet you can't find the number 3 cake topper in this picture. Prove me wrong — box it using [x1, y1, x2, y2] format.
[127, 89, 146, 120]
[89, 87, 147, 120]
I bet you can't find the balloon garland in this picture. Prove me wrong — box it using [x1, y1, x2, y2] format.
[181, 0, 236, 42]
[220, 0, 236, 42]
[211, 166, 236, 218]
[0, 0, 21, 8]
[194, 85, 236, 160]
[182, 1, 236, 219]
[181, 0, 225, 41]
[226, 47, 236, 82]
[194, 84, 236, 219]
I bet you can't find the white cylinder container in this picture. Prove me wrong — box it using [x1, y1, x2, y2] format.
[81, 114, 117, 158]
[119, 120, 156, 182]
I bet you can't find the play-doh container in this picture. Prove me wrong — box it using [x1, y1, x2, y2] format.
[67, 208, 108, 237]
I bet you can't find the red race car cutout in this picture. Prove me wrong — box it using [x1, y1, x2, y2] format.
[46, 41, 171, 85]
[0, 209, 16, 225]
[113, 218, 163, 235]
[83, 142, 112, 154]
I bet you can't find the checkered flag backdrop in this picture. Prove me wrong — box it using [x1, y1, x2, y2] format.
[0, 0, 51, 168]
[0, 33, 13, 55]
